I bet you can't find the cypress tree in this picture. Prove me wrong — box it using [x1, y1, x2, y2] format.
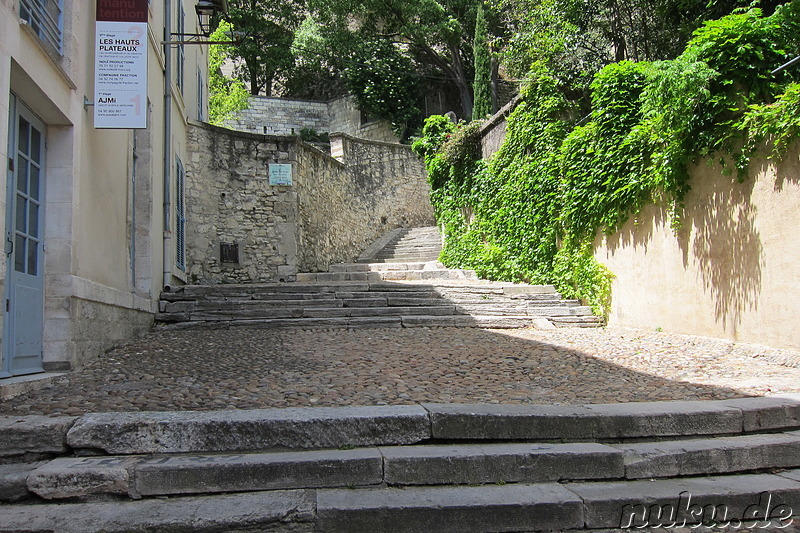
[472, 2, 492, 120]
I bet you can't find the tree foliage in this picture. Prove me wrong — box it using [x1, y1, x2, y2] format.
[208, 21, 250, 125]
[223, 0, 305, 96]
[491, 0, 780, 92]
[307, 0, 483, 119]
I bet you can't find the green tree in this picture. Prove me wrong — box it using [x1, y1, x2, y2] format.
[492, 0, 766, 87]
[342, 39, 422, 139]
[472, 2, 492, 119]
[224, 0, 305, 96]
[208, 21, 250, 125]
[307, 0, 483, 118]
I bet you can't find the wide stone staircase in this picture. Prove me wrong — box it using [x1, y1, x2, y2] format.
[4, 396, 800, 531]
[157, 226, 602, 329]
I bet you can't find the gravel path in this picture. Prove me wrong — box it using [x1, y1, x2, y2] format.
[2, 326, 800, 416]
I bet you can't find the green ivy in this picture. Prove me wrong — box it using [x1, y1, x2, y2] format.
[415, 2, 800, 317]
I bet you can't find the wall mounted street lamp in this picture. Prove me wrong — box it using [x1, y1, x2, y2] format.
[165, 0, 238, 45]
[195, 0, 224, 37]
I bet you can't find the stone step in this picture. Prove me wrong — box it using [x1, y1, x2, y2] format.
[379, 269, 478, 281]
[157, 314, 548, 330]
[374, 250, 441, 257]
[7, 472, 800, 532]
[0, 490, 316, 533]
[317, 472, 800, 532]
[381, 244, 441, 250]
[302, 306, 458, 318]
[18, 433, 800, 502]
[163, 282, 446, 303]
[295, 272, 382, 282]
[551, 315, 605, 327]
[616, 431, 800, 479]
[14, 397, 792, 458]
[63, 406, 431, 455]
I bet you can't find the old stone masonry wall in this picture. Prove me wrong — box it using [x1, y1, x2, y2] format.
[224, 95, 400, 144]
[185, 123, 434, 284]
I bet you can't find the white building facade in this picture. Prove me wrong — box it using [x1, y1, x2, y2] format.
[0, 0, 217, 378]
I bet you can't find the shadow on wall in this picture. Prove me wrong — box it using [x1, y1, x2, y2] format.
[601, 158, 767, 336]
[680, 165, 764, 334]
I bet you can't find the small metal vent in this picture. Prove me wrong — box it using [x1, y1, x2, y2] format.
[220, 242, 239, 264]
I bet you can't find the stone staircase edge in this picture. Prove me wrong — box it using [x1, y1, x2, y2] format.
[5, 396, 800, 461]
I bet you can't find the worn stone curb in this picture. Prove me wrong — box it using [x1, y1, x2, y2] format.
[3, 397, 800, 460]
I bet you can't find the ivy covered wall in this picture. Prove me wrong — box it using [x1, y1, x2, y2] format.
[413, 2, 800, 321]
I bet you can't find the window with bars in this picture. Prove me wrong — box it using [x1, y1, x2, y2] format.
[175, 157, 186, 271]
[19, 0, 63, 54]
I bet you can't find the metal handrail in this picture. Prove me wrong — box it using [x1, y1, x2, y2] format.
[19, 0, 63, 54]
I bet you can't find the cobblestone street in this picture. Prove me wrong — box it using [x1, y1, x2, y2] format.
[3, 326, 800, 416]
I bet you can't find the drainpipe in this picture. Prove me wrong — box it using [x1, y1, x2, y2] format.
[162, 0, 173, 291]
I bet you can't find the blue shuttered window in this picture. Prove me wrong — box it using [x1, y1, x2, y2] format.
[175, 157, 186, 271]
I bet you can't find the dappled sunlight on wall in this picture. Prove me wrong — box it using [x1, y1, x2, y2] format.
[683, 164, 763, 334]
[595, 143, 800, 350]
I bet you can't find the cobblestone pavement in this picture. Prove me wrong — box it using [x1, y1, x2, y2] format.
[2, 326, 800, 416]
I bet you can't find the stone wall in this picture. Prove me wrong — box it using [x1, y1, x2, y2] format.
[223, 95, 399, 144]
[297, 134, 434, 271]
[184, 123, 433, 284]
[328, 96, 399, 144]
[479, 95, 521, 160]
[594, 144, 800, 350]
[224, 96, 329, 137]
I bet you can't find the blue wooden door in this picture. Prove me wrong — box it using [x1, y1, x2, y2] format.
[3, 99, 45, 377]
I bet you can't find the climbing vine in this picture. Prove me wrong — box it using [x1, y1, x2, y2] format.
[414, 2, 800, 316]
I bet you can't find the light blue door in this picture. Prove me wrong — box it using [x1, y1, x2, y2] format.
[2, 98, 45, 377]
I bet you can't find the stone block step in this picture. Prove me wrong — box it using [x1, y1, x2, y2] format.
[164, 316, 408, 329]
[570, 472, 800, 529]
[376, 256, 441, 262]
[319, 472, 800, 532]
[616, 431, 800, 479]
[5, 396, 800, 459]
[317, 483, 585, 533]
[379, 270, 478, 281]
[165, 282, 374, 301]
[65, 405, 430, 455]
[382, 442, 624, 486]
[334, 290, 437, 299]
[422, 397, 800, 440]
[302, 306, 457, 318]
[0, 490, 315, 533]
[296, 272, 382, 282]
[27, 448, 384, 500]
[7, 473, 800, 532]
[20, 433, 800, 502]
[551, 315, 605, 327]
[401, 315, 542, 329]
[164, 298, 345, 313]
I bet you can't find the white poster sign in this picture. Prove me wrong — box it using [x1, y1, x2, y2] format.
[94, 21, 148, 129]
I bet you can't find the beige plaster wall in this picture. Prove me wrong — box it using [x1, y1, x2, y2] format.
[595, 144, 800, 350]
